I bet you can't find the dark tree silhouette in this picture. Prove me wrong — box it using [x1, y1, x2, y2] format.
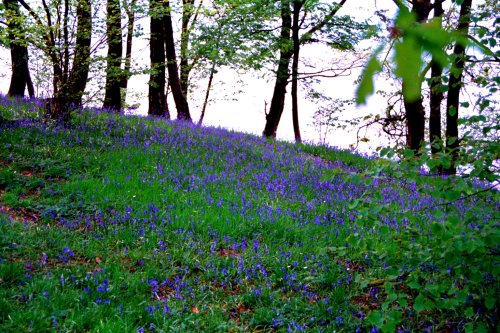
[403, 0, 432, 153]
[444, 0, 473, 175]
[164, 0, 191, 121]
[4, 0, 34, 98]
[148, 0, 168, 117]
[103, 0, 123, 111]
[262, 0, 292, 138]
[19, 0, 91, 121]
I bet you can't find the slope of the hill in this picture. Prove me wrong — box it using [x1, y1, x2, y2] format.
[0, 98, 498, 332]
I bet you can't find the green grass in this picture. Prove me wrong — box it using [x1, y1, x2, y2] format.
[0, 101, 498, 332]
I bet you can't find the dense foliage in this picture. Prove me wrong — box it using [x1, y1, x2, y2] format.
[0, 97, 498, 332]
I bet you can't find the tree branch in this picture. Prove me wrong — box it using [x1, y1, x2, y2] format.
[300, 0, 347, 44]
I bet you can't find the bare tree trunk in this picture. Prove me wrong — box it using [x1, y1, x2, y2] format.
[262, 0, 292, 138]
[291, 0, 303, 143]
[121, 0, 137, 104]
[263, 0, 347, 139]
[103, 0, 123, 111]
[148, 0, 167, 117]
[18, 0, 90, 121]
[429, 0, 445, 170]
[180, 0, 195, 98]
[4, 0, 34, 98]
[55, 0, 91, 120]
[164, 0, 191, 121]
[444, 0, 473, 175]
[403, 0, 432, 153]
[198, 60, 216, 126]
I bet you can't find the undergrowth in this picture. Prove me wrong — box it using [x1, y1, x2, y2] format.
[0, 96, 498, 332]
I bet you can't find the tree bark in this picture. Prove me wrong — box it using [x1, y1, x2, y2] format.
[291, 0, 303, 143]
[198, 60, 216, 126]
[18, 0, 90, 120]
[179, 0, 195, 98]
[54, 0, 91, 120]
[4, 0, 35, 98]
[444, 0, 473, 175]
[148, 0, 168, 117]
[164, 0, 191, 121]
[263, 0, 347, 138]
[262, 0, 292, 138]
[403, 0, 432, 153]
[103, 0, 123, 111]
[121, 0, 137, 104]
[404, 87, 426, 152]
[429, 0, 444, 161]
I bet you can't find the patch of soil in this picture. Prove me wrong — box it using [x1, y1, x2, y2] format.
[218, 248, 241, 258]
[0, 204, 41, 224]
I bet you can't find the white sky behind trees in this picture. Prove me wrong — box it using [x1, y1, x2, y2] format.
[0, 0, 399, 152]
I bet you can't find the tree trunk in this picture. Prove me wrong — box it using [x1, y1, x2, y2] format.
[148, 0, 167, 117]
[444, 0, 473, 175]
[291, 0, 303, 143]
[4, 0, 34, 98]
[262, 0, 292, 138]
[103, 0, 123, 111]
[198, 60, 216, 126]
[122, 0, 137, 104]
[164, 0, 192, 121]
[429, 0, 444, 167]
[404, 89, 426, 152]
[198, 19, 223, 127]
[54, 0, 91, 120]
[180, 0, 195, 98]
[403, 0, 432, 153]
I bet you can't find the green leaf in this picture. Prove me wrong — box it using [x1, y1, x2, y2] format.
[448, 106, 457, 117]
[379, 225, 390, 238]
[355, 45, 384, 104]
[348, 199, 359, 209]
[485, 296, 496, 310]
[431, 223, 444, 236]
[413, 294, 426, 312]
[394, 36, 423, 101]
[407, 280, 420, 290]
[413, 294, 433, 312]
[403, 149, 414, 158]
[447, 136, 457, 145]
[367, 311, 384, 327]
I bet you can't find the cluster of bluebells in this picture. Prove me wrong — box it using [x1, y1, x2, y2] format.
[82, 270, 111, 305]
[59, 247, 75, 264]
[1, 100, 498, 332]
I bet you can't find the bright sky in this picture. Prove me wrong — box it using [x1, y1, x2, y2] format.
[0, 0, 398, 152]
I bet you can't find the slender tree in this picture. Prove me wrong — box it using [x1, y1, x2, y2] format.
[63, 0, 91, 108]
[444, 0, 473, 175]
[4, 0, 34, 98]
[429, 0, 445, 160]
[148, 0, 168, 117]
[197, 20, 223, 126]
[290, 0, 303, 142]
[121, 0, 137, 104]
[103, 0, 123, 111]
[18, 0, 92, 120]
[263, 0, 350, 140]
[262, 0, 292, 138]
[164, 0, 191, 121]
[179, 0, 201, 99]
[402, 0, 432, 153]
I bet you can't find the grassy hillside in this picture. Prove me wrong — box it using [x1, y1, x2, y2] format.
[0, 97, 498, 332]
